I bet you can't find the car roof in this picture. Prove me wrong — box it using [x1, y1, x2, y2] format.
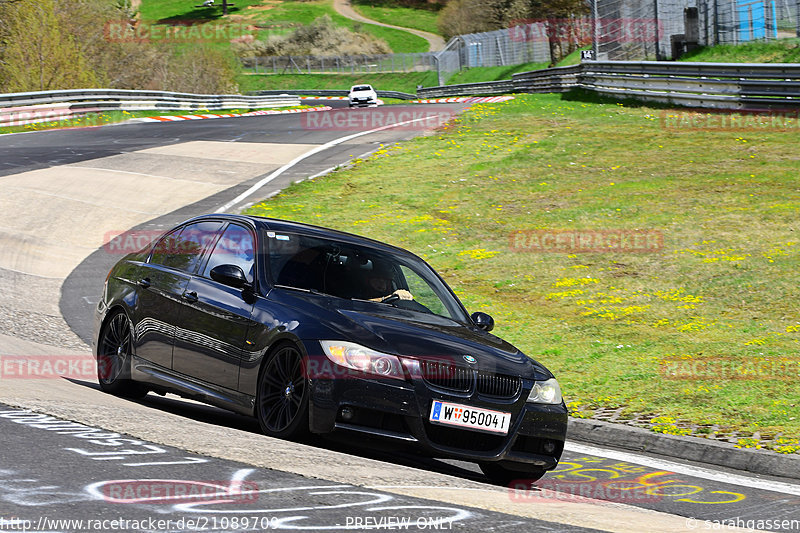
[178, 213, 419, 258]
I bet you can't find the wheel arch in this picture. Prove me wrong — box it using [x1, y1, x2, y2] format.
[255, 334, 309, 386]
[97, 304, 134, 354]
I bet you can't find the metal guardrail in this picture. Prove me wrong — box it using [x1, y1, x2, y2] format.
[5, 61, 800, 129]
[251, 89, 417, 100]
[0, 89, 300, 128]
[417, 80, 514, 99]
[580, 61, 800, 109]
[419, 61, 800, 110]
[511, 65, 583, 94]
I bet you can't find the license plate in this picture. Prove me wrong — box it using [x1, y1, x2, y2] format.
[429, 400, 511, 435]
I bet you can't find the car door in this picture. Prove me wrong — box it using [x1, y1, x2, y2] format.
[132, 220, 223, 369]
[172, 222, 258, 390]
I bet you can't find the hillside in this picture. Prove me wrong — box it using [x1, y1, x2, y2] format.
[137, 0, 430, 53]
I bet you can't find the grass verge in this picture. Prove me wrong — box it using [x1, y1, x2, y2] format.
[238, 62, 549, 94]
[446, 62, 550, 84]
[350, 1, 441, 35]
[238, 71, 436, 93]
[244, 93, 800, 452]
[681, 38, 800, 62]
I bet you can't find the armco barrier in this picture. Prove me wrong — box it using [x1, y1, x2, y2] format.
[511, 65, 583, 94]
[418, 61, 800, 110]
[578, 61, 800, 109]
[0, 89, 300, 128]
[417, 80, 515, 99]
[6, 60, 800, 129]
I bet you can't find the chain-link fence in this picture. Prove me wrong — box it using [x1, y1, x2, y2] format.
[434, 22, 553, 83]
[593, 0, 800, 61]
[241, 21, 552, 85]
[699, 0, 799, 45]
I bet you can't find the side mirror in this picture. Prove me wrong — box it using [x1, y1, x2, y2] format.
[210, 264, 249, 289]
[471, 311, 494, 332]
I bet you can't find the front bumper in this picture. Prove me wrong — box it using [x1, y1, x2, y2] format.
[349, 98, 377, 108]
[304, 347, 567, 470]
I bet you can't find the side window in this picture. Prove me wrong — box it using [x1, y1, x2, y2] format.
[150, 221, 223, 273]
[203, 224, 256, 283]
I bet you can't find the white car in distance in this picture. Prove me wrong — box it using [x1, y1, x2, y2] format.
[348, 84, 379, 108]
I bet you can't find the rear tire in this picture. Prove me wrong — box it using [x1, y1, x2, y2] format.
[256, 342, 309, 440]
[479, 462, 546, 486]
[97, 311, 147, 399]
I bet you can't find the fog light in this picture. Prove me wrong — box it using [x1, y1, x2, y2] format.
[543, 440, 556, 454]
[340, 406, 355, 421]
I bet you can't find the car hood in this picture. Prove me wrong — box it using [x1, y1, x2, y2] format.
[268, 289, 552, 380]
[335, 308, 551, 380]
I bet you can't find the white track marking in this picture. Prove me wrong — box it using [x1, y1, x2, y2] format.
[564, 442, 800, 496]
[217, 115, 442, 212]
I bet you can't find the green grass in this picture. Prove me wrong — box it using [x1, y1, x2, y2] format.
[244, 94, 800, 449]
[557, 46, 591, 66]
[682, 38, 800, 62]
[138, 0, 429, 53]
[238, 62, 547, 94]
[238, 71, 436, 93]
[351, 1, 441, 35]
[138, 0, 265, 21]
[0, 105, 317, 135]
[441, 50, 587, 86]
[446, 62, 549, 84]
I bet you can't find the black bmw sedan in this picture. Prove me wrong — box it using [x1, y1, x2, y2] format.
[94, 214, 567, 482]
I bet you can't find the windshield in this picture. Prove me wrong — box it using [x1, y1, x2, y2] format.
[352, 85, 372, 92]
[265, 231, 467, 322]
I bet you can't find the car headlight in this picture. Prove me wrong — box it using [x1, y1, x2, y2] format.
[527, 378, 562, 404]
[320, 341, 405, 380]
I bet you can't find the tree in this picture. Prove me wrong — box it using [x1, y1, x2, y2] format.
[526, 0, 589, 65]
[438, 0, 522, 39]
[0, 0, 97, 92]
[0, 0, 240, 94]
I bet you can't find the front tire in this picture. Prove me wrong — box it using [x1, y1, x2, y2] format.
[479, 462, 546, 486]
[97, 311, 146, 399]
[256, 342, 309, 439]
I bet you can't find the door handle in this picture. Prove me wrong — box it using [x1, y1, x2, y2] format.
[182, 290, 198, 303]
[138, 277, 151, 288]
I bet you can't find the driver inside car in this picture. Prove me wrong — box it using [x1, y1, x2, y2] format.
[365, 262, 413, 302]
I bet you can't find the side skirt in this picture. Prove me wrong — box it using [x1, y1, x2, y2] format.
[131, 355, 255, 417]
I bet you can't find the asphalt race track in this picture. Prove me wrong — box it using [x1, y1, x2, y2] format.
[1, 104, 799, 532]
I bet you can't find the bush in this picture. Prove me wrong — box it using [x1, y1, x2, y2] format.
[162, 46, 241, 94]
